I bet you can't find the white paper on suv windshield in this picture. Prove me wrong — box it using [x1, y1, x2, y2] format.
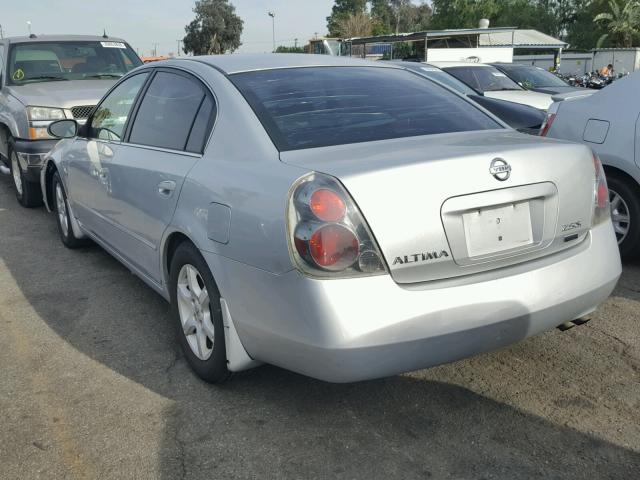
[101, 42, 126, 49]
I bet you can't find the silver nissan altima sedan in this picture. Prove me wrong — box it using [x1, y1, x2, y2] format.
[40, 54, 621, 383]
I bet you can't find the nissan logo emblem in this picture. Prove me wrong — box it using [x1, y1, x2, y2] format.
[489, 158, 511, 181]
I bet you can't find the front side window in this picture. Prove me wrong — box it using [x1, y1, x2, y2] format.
[231, 66, 502, 151]
[129, 71, 210, 151]
[446, 66, 523, 92]
[8, 41, 142, 85]
[90, 73, 149, 141]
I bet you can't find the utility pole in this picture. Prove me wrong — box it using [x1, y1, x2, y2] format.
[176, 39, 182, 56]
[0, 25, 3, 39]
[152, 43, 159, 57]
[314, 32, 318, 40]
[294, 38, 298, 49]
[268, 11, 275, 53]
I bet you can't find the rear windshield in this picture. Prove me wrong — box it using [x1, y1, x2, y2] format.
[497, 65, 569, 88]
[445, 66, 523, 92]
[8, 41, 142, 84]
[231, 66, 502, 151]
[416, 66, 478, 95]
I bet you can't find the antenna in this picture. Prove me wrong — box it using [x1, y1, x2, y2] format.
[27, 21, 36, 38]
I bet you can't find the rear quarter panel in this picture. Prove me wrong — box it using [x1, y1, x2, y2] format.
[548, 74, 640, 185]
[165, 62, 306, 284]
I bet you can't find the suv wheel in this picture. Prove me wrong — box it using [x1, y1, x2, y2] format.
[169, 242, 231, 383]
[607, 174, 640, 260]
[9, 141, 43, 208]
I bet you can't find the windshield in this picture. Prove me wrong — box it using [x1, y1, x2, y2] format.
[415, 66, 478, 96]
[8, 41, 142, 85]
[498, 66, 569, 88]
[231, 67, 501, 151]
[445, 66, 523, 92]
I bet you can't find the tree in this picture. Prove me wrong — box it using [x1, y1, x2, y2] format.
[336, 11, 375, 37]
[594, 0, 640, 47]
[368, 0, 432, 34]
[327, 0, 368, 36]
[183, 0, 243, 55]
[275, 45, 306, 53]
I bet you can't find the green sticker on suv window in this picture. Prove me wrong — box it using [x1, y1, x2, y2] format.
[13, 69, 24, 81]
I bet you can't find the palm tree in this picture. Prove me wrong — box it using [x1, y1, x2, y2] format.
[594, 0, 640, 48]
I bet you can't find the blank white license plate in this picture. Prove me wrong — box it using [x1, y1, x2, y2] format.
[463, 202, 533, 257]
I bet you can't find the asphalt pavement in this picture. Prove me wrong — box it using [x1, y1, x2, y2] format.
[0, 173, 639, 480]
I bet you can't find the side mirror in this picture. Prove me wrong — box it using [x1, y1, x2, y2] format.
[48, 119, 78, 139]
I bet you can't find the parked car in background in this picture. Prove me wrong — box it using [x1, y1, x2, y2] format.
[541, 72, 640, 259]
[397, 62, 545, 134]
[431, 62, 554, 111]
[0, 34, 142, 207]
[42, 54, 619, 384]
[491, 63, 590, 96]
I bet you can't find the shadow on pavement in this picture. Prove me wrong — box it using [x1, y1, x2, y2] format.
[1, 175, 639, 479]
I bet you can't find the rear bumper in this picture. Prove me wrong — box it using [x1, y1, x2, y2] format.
[206, 220, 621, 383]
[13, 139, 58, 182]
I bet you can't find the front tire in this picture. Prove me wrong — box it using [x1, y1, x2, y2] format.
[9, 141, 43, 208]
[169, 242, 231, 383]
[607, 174, 640, 260]
[52, 171, 87, 249]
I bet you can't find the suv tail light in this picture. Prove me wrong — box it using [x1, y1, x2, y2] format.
[592, 152, 610, 226]
[287, 173, 388, 278]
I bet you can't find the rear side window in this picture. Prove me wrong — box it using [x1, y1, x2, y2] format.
[129, 71, 211, 152]
[231, 67, 501, 151]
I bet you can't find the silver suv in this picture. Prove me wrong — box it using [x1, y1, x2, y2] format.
[0, 34, 142, 206]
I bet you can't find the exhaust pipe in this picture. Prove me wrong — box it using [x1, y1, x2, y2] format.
[557, 315, 592, 331]
[0, 164, 9, 175]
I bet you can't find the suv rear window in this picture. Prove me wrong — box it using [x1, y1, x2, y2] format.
[231, 66, 502, 151]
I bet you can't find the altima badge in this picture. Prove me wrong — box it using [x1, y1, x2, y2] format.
[489, 158, 511, 181]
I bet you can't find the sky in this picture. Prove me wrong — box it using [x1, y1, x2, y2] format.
[1, 0, 336, 56]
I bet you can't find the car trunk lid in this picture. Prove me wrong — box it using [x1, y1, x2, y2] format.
[281, 130, 596, 284]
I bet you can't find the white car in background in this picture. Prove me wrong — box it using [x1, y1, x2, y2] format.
[541, 72, 640, 259]
[431, 62, 554, 111]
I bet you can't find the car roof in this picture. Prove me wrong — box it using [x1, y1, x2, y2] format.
[184, 54, 394, 75]
[2, 35, 129, 45]
[428, 61, 493, 68]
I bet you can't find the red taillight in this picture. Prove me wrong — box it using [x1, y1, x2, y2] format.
[597, 183, 608, 209]
[592, 152, 610, 226]
[539, 113, 556, 137]
[288, 173, 387, 277]
[307, 224, 359, 270]
[594, 153, 608, 209]
[310, 188, 346, 222]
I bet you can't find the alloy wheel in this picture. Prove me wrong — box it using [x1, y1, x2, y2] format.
[55, 183, 69, 237]
[610, 188, 630, 245]
[177, 264, 214, 361]
[11, 152, 23, 196]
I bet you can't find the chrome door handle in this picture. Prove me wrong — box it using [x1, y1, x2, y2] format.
[157, 180, 176, 197]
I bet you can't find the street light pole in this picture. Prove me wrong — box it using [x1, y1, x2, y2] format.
[268, 11, 275, 53]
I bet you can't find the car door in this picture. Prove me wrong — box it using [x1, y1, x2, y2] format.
[94, 68, 216, 283]
[65, 72, 149, 236]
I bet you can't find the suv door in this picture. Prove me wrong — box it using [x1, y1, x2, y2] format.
[65, 72, 149, 236]
[94, 69, 216, 283]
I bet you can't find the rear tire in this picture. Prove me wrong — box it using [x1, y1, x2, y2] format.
[52, 171, 88, 249]
[9, 141, 43, 208]
[169, 242, 231, 383]
[607, 174, 640, 261]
